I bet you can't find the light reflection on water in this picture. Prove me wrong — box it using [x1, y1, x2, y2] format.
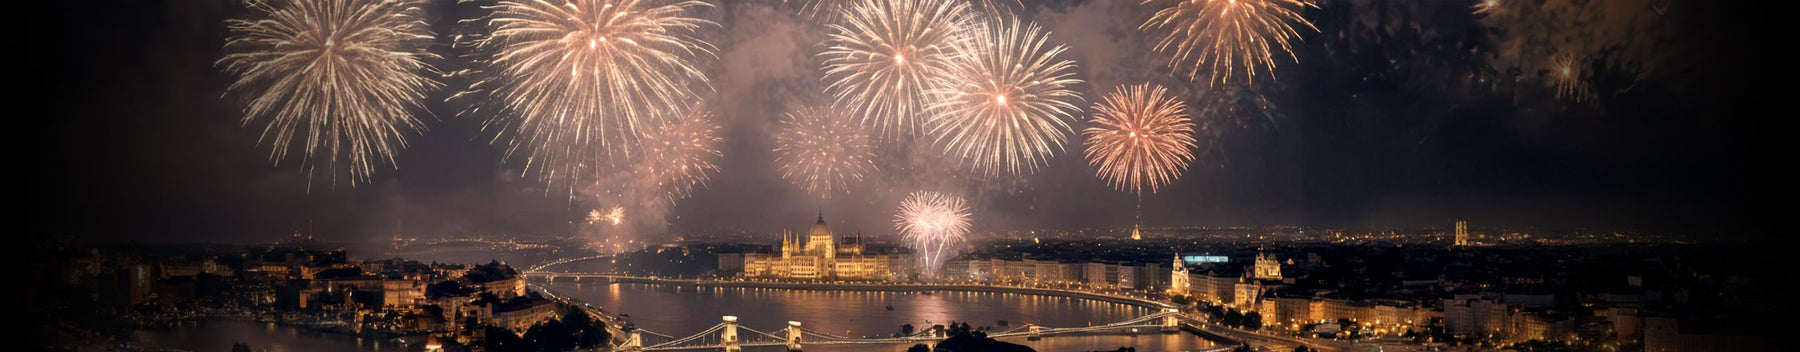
[130, 320, 426, 352]
[548, 281, 1220, 352]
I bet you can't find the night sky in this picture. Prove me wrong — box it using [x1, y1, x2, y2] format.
[33, 0, 1778, 244]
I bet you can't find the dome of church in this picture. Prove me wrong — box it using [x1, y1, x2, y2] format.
[809, 213, 833, 237]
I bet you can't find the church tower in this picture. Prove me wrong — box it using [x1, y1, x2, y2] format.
[1170, 253, 1189, 295]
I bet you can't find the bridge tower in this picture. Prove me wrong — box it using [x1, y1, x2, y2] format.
[1027, 324, 1044, 340]
[618, 329, 642, 351]
[721, 316, 741, 352]
[786, 321, 803, 351]
[1161, 308, 1181, 333]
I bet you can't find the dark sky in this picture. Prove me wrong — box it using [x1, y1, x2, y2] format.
[33, 0, 1778, 244]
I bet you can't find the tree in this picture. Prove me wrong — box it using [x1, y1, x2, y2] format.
[907, 344, 931, 352]
[900, 323, 915, 337]
[1243, 312, 1263, 331]
[231, 342, 252, 352]
[1224, 310, 1245, 327]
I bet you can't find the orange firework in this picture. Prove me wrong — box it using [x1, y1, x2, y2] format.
[1084, 84, 1198, 195]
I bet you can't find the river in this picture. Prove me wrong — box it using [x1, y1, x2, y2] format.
[128, 320, 431, 352]
[544, 281, 1224, 352]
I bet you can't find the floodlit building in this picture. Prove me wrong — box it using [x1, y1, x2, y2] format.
[742, 214, 896, 280]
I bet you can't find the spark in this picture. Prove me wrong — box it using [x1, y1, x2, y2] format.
[895, 191, 971, 278]
[775, 105, 877, 199]
[1549, 53, 1590, 102]
[218, 0, 440, 185]
[1472, 0, 1502, 15]
[821, 0, 975, 139]
[458, 0, 716, 190]
[587, 207, 623, 226]
[635, 103, 722, 200]
[1084, 84, 1198, 195]
[925, 15, 1084, 177]
[1139, 0, 1318, 85]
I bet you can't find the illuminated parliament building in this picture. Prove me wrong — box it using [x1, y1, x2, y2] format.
[741, 213, 899, 280]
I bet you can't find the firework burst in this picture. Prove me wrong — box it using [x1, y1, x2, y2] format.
[821, 0, 975, 139]
[635, 104, 722, 200]
[1139, 0, 1318, 85]
[1471, 0, 1502, 15]
[925, 15, 1083, 177]
[218, 0, 440, 185]
[589, 206, 625, 226]
[1548, 53, 1590, 102]
[1084, 84, 1198, 195]
[775, 105, 877, 199]
[457, 0, 716, 189]
[895, 191, 971, 277]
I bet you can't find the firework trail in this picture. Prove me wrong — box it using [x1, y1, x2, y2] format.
[456, 0, 716, 189]
[924, 15, 1083, 177]
[1084, 84, 1198, 195]
[219, 0, 440, 185]
[895, 191, 971, 278]
[821, 0, 975, 139]
[775, 105, 877, 199]
[1139, 0, 1317, 85]
[1472, 0, 1501, 15]
[782, 0, 848, 21]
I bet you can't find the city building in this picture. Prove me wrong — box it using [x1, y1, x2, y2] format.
[1252, 251, 1282, 281]
[741, 214, 896, 280]
[1454, 220, 1469, 246]
[1169, 254, 1189, 295]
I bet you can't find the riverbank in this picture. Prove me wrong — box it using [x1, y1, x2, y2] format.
[532, 276, 1178, 311]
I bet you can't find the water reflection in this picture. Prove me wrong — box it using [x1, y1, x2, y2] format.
[548, 282, 1218, 352]
[130, 320, 427, 352]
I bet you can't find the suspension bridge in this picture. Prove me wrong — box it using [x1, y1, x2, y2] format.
[612, 308, 1205, 351]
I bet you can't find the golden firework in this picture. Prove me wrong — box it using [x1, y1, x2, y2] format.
[1548, 53, 1590, 102]
[821, 0, 975, 139]
[895, 191, 971, 277]
[925, 15, 1083, 177]
[218, 0, 440, 184]
[1139, 0, 1318, 85]
[459, 0, 716, 188]
[775, 105, 877, 199]
[636, 104, 722, 200]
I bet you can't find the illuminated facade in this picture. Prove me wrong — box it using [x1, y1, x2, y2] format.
[742, 214, 895, 280]
[1169, 254, 1189, 295]
[1252, 251, 1282, 281]
[1454, 220, 1469, 246]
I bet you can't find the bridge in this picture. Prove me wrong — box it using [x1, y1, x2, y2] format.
[525, 255, 610, 273]
[614, 309, 1191, 351]
[520, 270, 1311, 351]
